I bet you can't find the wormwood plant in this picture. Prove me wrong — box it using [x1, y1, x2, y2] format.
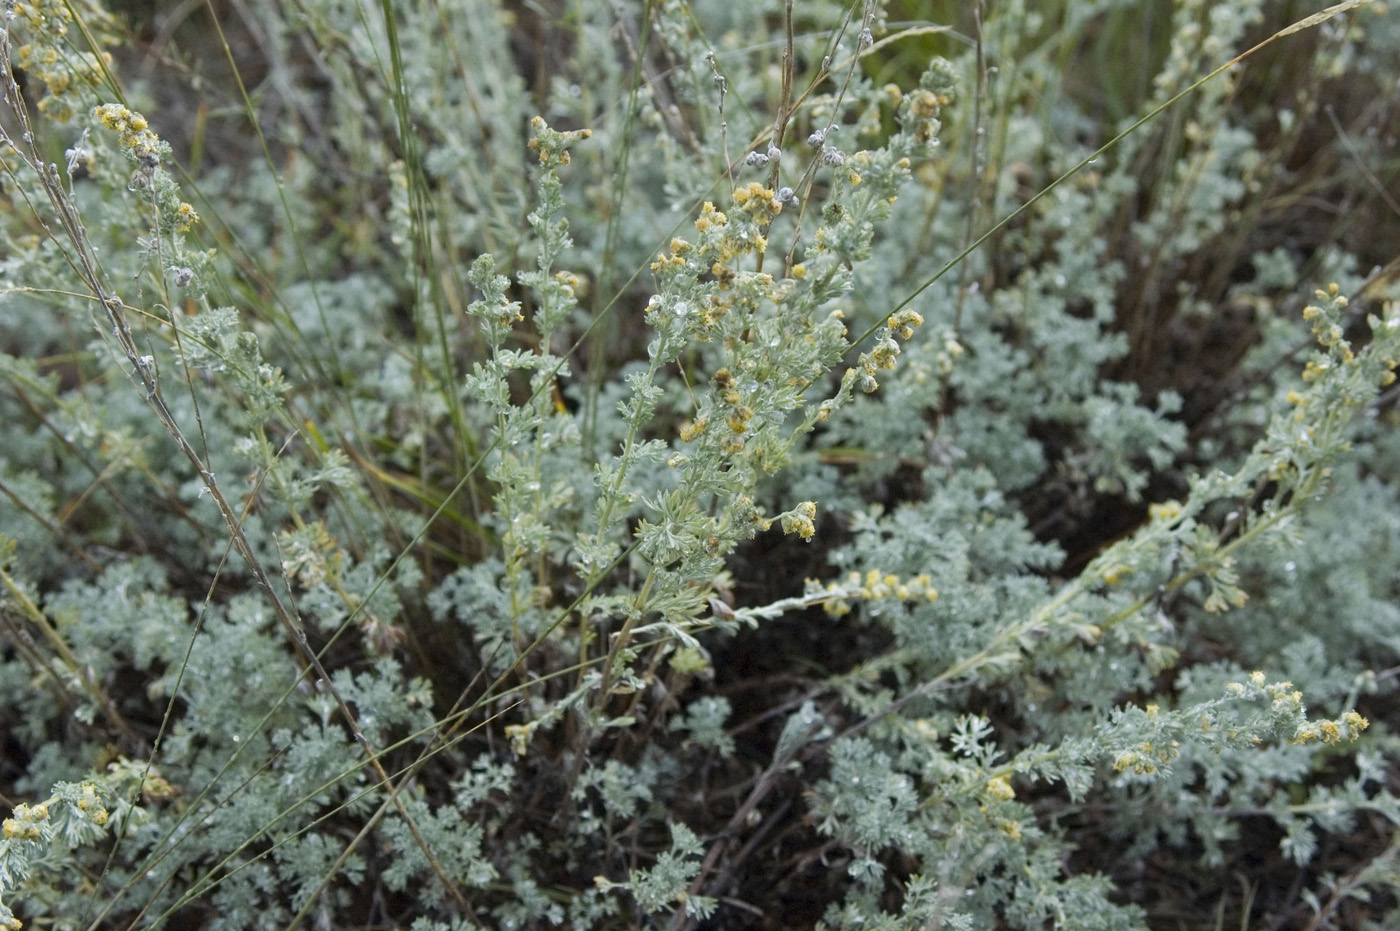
[2, 0, 1400, 929]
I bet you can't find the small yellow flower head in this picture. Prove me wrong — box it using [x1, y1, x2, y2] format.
[94, 102, 131, 131]
[908, 89, 943, 119]
[888, 309, 924, 341]
[733, 182, 779, 221]
[1, 805, 41, 840]
[504, 722, 537, 756]
[695, 201, 728, 231]
[1112, 751, 1157, 775]
[526, 116, 591, 167]
[1102, 563, 1133, 586]
[174, 202, 199, 232]
[1341, 710, 1370, 738]
[779, 501, 818, 540]
[1250, 670, 1266, 687]
[823, 599, 852, 617]
[985, 773, 1015, 801]
[1148, 500, 1182, 522]
[554, 271, 582, 297]
[678, 417, 707, 442]
[93, 103, 166, 172]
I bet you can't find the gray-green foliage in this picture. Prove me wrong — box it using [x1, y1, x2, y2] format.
[2, 0, 1400, 929]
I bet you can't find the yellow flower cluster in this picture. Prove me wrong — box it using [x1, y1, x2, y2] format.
[174, 201, 199, 233]
[1217, 672, 1370, 747]
[554, 270, 584, 299]
[731, 182, 785, 224]
[904, 88, 951, 144]
[1297, 284, 1394, 393]
[908, 88, 950, 119]
[678, 416, 707, 442]
[693, 200, 727, 232]
[11, 0, 71, 32]
[651, 184, 787, 298]
[811, 569, 939, 617]
[11, 2, 115, 123]
[526, 115, 591, 168]
[1, 802, 49, 841]
[1147, 500, 1182, 522]
[778, 501, 817, 540]
[90, 104, 201, 231]
[888, 308, 923, 341]
[650, 247, 688, 275]
[1113, 739, 1181, 776]
[985, 773, 1016, 801]
[1293, 710, 1369, 745]
[1, 784, 111, 927]
[851, 309, 924, 394]
[726, 404, 753, 435]
[93, 103, 160, 163]
[1301, 287, 1353, 363]
[74, 782, 110, 823]
[504, 721, 538, 756]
